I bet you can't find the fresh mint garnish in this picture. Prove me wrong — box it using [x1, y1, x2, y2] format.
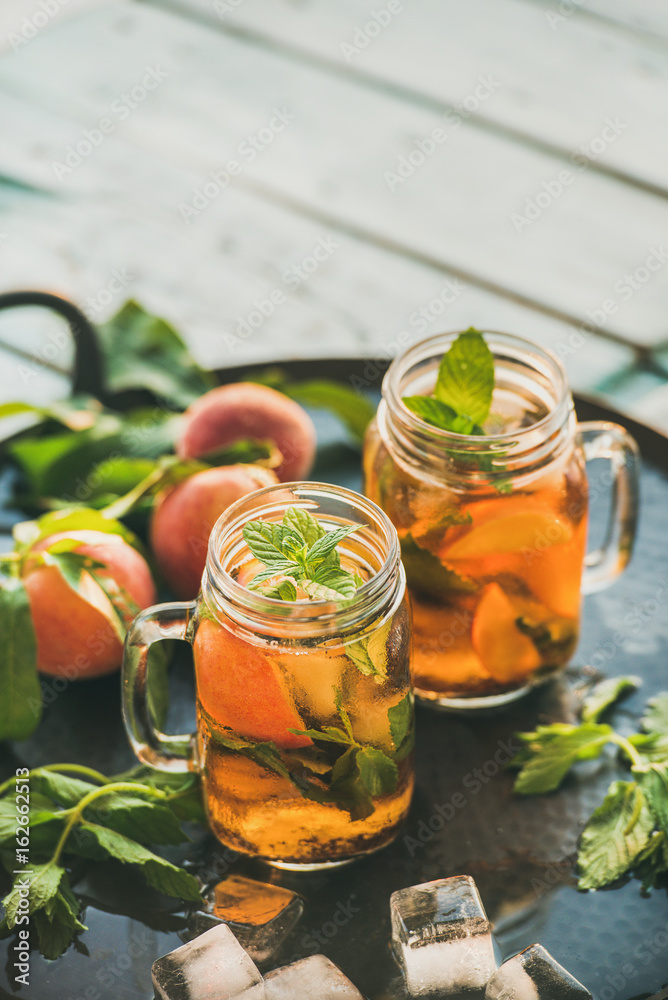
[0, 764, 204, 959]
[402, 328, 494, 435]
[209, 689, 413, 823]
[581, 674, 641, 723]
[242, 507, 364, 602]
[509, 677, 668, 890]
[346, 618, 392, 681]
[399, 534, 478, 600]
[290, 689, 401, 820]
[577, 781, 654, 891]
[402, 397, 479, 436]
[641, 693, 668, 736]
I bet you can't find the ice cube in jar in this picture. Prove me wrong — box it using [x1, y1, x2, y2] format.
[151, 923, 265, 1000]
[485, 943, 591, 1000]
[390, 874, 496, 996]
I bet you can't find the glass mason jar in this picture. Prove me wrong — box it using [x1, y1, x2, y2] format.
[122, 482, 414, 870]
[363, 331, 639, 710]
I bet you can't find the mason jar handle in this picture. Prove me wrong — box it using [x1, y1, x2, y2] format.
[579, 420, 640, 595]
[122, 601, 197, 772]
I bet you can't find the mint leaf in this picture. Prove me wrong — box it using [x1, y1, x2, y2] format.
[0, 576, 41, 740]
[400, 534, 477, 600]
[642, 694, 668, 736]
[578, 781, 653, 890]
[510, 723, 612, 795]
[275, 580, 298, 601]
[32, 771, 97, 808]
[434, 328, 494, 427]
[4, 863, 65, 928]
[582, 675, 641, 723]
[77, 822, 202, 901]
[636, 764, 668, 834]
[305, 524, 360, 566]
[242, 521, 294, 565]
[209, 727, 294, 781]
[289, 726, 352, 744]
[634, 831, 668, 890]
[246, 562, 301, 585]
[346, 618, 391, 680]
[33, 892, 87, 960]
[629, 732, 668, 763]
[312, 566, 359, 599]
[334, 688, 354, 742]
[357, 747, 398, 796]
[242, 508, 363, 603]
[402, 396, 470, 433]
[283, 507, 325, 547]
[85, 795, 187, 845]
[388, 692, 414, 760]
[318, 747, 374, 822]
[299, 580, 343, 601]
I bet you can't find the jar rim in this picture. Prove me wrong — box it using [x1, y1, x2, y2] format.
[383, 329, 569, 447]
[203, 481, 402, 635]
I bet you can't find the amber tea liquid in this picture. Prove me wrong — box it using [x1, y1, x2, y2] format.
[193, 602, 414, 867]
[365, 376, 588, 703]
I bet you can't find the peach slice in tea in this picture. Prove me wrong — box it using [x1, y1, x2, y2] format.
[471, 583, 541, 682]
[523, 518, 587, 618]
[442, 494, 572, 563]
[194, 618, 311, 749]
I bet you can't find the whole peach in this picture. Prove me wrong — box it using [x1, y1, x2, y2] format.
[23, 529, 157, 679]
[176, 382, 316, 482]
[150, 464, 277, 600]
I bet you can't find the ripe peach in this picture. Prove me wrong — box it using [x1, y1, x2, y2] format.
[23, 529, 157, 679]
[176, 382, 317, 482]
[150, 464, 277, 600]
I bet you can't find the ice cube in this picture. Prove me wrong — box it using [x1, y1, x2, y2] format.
[151, 923, 265, 1000]
[485, 944, 591, 1000]
[264, 955, 364, 999]
[390, 874, 496, 996]
[189, 874, 303, 963]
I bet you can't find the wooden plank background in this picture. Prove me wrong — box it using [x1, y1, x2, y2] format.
[0, 0, 666, 428]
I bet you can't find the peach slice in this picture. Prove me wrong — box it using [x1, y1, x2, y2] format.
[442, 495, 572, 562]
[471, 583, 541, 682]
[523, 516, 587, 618]
[194, 618, 311, 748]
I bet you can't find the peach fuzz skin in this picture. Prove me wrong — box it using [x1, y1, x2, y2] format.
[23, 530, 157, 679]
[176, 382, 317, 482]
[149, 464, 277, 600]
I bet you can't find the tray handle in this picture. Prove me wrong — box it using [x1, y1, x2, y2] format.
[0, 290, 104, 400]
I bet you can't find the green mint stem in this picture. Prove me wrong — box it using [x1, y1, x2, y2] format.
[609, 733, 646, 769]
[48, 781, 167, 866]
[40, 764, 111, 784]
[0, 764, 111, 797]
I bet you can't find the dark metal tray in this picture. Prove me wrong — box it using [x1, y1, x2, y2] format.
[1, 352, 667, 1000]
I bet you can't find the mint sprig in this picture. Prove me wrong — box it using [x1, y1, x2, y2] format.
[242, 507, 364, 602]
[0, 765, 204, 959]
[208, 691, 413, 822]
[402, 328, 494, 435]
[509, 676, 668, 891]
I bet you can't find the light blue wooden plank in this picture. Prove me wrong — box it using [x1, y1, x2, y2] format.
[167, 0, 668, 196]
[0, 4, 667, 349]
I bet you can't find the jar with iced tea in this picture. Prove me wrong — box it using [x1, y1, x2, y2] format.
[123, 482, 414, 869]
[364, 330, 639, 709]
